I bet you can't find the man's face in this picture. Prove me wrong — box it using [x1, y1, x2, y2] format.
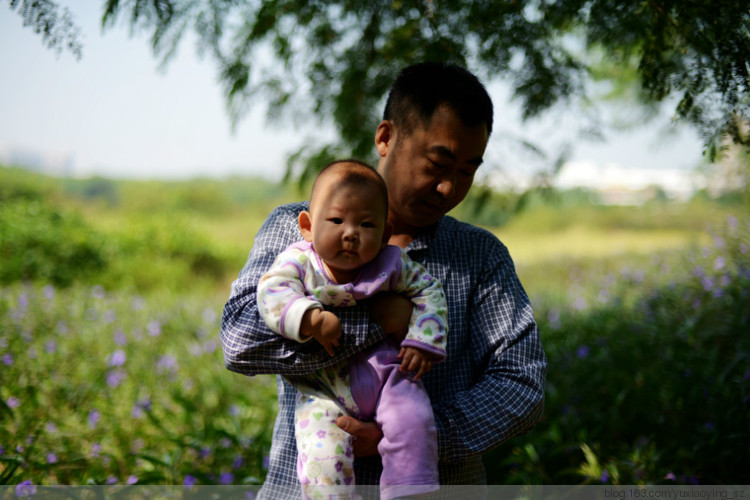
[377, 104, 488, 231]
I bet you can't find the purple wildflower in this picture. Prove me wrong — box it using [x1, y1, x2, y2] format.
[576, 345, 590, 359]
[107, 350, 127, 367]
[714, 256, 726, 271]
[103, 309, 116, 324]
[202, 308, 217, 325]
[156, 355, 178, 374]
[126, 476, 138, 485]
[233, 455, 244, 469]
[56, 321, 68, 335]
[600, 470, 609, 483]
[91, 285, 106, 299]
[147, 321, 162, 337]
[106, 369, 126, 388]
[47, 453, 58, 464]
[219, 472, 234, 485]
[45, 340, 57, 354]
[88, 410, 101, 429]
[114, 330, 127, 346]
[2, 354, 13, 366]
[183, 475, 197, 488]
[7, 396, 20, 409]
[15, 480, 36, 497]
[43, 285, 55, 299]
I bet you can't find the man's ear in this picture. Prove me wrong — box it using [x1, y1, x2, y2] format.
[375, 120, 394, 158]
[298, 211, 313, 242]
[381, 221, 394, 248]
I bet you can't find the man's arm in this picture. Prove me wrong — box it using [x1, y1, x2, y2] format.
[220, 204, 386, 376]
[432, 237, 547, 460]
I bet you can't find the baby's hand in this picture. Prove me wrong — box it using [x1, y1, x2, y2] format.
[301, 308, 341, 356]
[397, 346, 435, 381]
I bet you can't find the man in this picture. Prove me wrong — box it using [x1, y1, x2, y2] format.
[220, 62, 546, 497]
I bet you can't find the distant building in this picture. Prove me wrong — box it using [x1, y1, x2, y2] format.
[555, 161, 700, 204]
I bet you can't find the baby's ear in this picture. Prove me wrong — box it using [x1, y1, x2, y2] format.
[298, 211, 313, 242]
[381, 221, 394, 248]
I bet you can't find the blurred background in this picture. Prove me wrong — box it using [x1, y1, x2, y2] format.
[1, 0, 748, 489]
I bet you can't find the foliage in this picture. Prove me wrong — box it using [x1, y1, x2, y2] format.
[0, 167, 276, 292]
[10, 1, 748, 178]
[7, 0, 82, 59]
[87, 0, 749, 180]
[0, 198, 106, 287]
[485, 214, 750, 485]
[0, 283, 276, 485]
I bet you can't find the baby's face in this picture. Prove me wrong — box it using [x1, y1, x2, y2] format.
[308, 181, 388, 282]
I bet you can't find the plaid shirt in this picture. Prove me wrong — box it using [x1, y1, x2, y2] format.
[220, 202, 546, 494]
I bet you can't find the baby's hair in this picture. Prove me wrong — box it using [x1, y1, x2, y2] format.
[310, 159, 389, 216]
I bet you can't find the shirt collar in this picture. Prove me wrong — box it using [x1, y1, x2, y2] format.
[403, 217, 443, 254]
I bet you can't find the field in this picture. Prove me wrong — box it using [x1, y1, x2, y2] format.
[1, 165, 748, 487]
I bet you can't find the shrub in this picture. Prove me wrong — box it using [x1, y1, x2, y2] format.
[486, 215, 750, 485]
[0, 199, 106, 287]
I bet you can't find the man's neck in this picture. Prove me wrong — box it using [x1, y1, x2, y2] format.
[388, 232, 414, 249]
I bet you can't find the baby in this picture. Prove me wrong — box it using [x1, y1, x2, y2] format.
[257, 160, 448, 500]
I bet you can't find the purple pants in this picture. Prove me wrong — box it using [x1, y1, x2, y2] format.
[294, 339, 439, 500]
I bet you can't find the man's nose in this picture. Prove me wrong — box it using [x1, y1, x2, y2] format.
[436, 176, 456, 198]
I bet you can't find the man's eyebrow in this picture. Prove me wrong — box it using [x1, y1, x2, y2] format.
[428, 145, 484, 167]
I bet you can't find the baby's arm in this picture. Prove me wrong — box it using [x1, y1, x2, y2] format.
[395, 250, 449, 362]
[257, 247, 335, 347]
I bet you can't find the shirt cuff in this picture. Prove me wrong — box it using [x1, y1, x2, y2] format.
[280, 297, 321, 343]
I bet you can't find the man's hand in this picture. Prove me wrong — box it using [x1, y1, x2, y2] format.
[336, 416, 382, 457]
[370, 292, 413, 342]
[398, 346, 434, 380]
[300, 308, 341, 356]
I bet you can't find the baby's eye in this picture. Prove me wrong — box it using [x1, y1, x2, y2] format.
[361, 221, 376, 228]
[328, 217, 343, 224]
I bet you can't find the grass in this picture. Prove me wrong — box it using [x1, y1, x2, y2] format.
[1, 164, 748, 487]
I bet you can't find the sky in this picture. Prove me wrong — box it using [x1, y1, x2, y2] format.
[0, 3, 707, 184]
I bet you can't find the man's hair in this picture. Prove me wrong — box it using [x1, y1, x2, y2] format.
[310, 159, 389, 216]
[383, 62, 494, 138]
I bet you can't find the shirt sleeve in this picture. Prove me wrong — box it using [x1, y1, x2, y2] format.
[219, 204, 386, 376]
[257, 247, 321, 343]
[431, 236, 547, 461]
[395, 250, 449, 361]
